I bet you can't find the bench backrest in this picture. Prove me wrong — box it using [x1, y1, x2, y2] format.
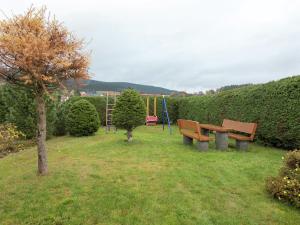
[222, 119, 257, 140]
[177, 119, 200, 133]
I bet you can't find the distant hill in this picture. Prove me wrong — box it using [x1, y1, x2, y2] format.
[216, 83, 253, 92]
[69, 79, 177, 95]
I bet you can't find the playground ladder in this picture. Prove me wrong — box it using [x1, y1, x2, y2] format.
[106, 91, 117, 133]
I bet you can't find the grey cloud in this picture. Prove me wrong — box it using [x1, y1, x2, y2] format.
[1, 0, 300, 92]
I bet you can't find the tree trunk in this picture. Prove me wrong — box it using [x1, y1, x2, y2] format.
[127, 130, 133, 142]
[36, 94, 48, 175]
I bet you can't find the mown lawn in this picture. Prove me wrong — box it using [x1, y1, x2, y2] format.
[0, 126, 299, 225]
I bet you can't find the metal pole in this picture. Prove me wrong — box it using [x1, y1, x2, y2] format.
[146, 97, 149, 117]
[162, 95, 172, 134]
[162, 96, 165, 130]
[154, 97, 157, 116]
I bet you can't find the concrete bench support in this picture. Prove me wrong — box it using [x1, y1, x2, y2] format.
[216, 132, 228, 150]
[202, 128, 210, 136]
[236, 140, 248, 150]
[196, 141, 208, 151]
[183, 135, 193, 145]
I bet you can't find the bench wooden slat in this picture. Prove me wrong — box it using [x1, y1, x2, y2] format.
[178, 119, 199, 132]
[181, 129, 211, 141]
[222, 119, 257, 141]
[228, 133, 252, 141]
[178, 119, 212, 142]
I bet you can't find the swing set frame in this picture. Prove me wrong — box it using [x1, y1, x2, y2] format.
[144, 94, 172, 134]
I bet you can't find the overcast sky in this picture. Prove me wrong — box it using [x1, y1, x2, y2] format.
[1, 0, 300, 92]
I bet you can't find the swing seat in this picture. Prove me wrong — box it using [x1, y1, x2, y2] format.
[146, 116, 158, 126]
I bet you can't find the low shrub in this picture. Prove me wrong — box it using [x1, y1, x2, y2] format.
[0, 123, 25, 157]
[66, 99, 100, 136]
[266, 150, 300, 208]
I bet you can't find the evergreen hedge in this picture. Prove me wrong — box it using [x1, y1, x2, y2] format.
[0, 84, 57, 139]
[178, 76, 300, 149]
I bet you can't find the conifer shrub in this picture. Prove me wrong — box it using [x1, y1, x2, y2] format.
[66, 99, 100, 136]
[81, 96, 106, 125]
[113, 89, 146, 141]
[54, 96, 106, 136]
[54, 96, 81, 136]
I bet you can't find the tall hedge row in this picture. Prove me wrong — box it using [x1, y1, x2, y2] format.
[0, 84, 57, 139]
[178, 76, 300, 149]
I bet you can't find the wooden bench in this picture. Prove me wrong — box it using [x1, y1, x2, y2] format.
[222, 119, 257, 150]
[177, 119, 213, 151]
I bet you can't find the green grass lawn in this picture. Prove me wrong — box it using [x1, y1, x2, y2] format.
[0, 126, 299, 225]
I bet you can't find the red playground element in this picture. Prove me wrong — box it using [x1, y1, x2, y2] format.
[146, 115, 158, 126]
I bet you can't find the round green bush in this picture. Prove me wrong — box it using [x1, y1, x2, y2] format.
[54, 96, 81, 136]
[66, 99, 100, 136]
[54, 96, 106, 136]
